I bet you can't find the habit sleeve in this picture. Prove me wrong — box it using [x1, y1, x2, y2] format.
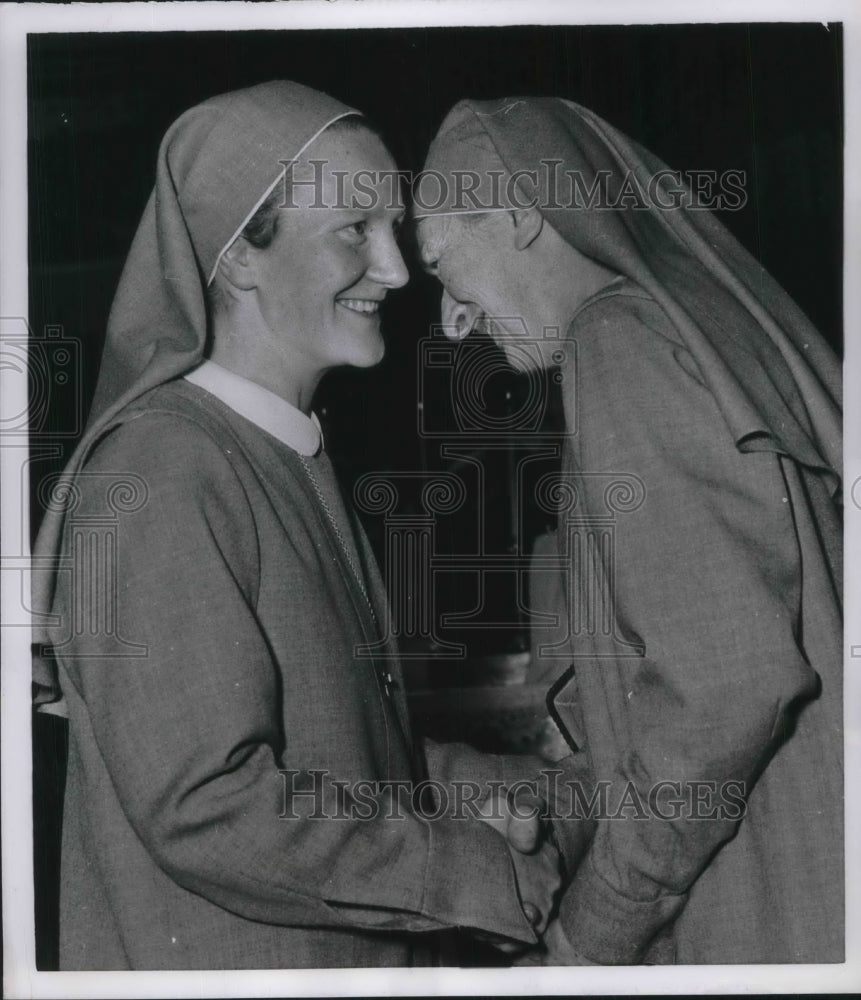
[56, 411, 538, 946]
[556, 293, 822, 963]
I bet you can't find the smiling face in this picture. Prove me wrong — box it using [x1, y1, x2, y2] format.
[216, 123, 408, 404]
[257, 124, 407, 369]
[415, 212, 558, 369]
[416, 209, 621, 373]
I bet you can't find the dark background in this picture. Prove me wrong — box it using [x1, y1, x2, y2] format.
[28, 22, 843, 969]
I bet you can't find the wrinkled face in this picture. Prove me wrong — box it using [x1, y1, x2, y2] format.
[415, 213, 558, 371]
[250, 126, 408, 374]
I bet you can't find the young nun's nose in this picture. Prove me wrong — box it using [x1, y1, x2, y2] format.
[441, 289, 483, 341]
[368, 232, 409, 290]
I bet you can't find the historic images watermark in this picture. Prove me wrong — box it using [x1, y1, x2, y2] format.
[278, 769, 747, 823]
[0, 317, 83, 440]
[276, 159, 748, 213]
[6, 313, 637, 669]
[0, 317, 151, 654]
[350, 318, 648, 662]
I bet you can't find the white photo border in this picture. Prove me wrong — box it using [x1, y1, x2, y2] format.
[2, 1, 858, 996]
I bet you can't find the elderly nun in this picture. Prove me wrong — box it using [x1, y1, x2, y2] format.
[415, 97, 842, 965]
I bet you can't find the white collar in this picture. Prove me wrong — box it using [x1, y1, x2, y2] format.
[183, 360, 323, 456]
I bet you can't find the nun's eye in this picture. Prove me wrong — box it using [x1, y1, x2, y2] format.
[343, 221, 368, 238]
[422, 256, 440, 277]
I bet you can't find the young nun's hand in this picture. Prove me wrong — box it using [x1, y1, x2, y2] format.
[475, 789, 562, 952]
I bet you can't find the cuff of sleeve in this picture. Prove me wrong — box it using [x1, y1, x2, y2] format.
[550, 816, 596, 884]
[499, 751, 549, 786]
[423, 738, 507, 790]
[558, 851, 686, 964]
[421, 813, 538, 946]
[540, 753, 597, 879]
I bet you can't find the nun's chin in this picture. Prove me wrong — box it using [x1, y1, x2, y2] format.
[353, 334, 386, 369]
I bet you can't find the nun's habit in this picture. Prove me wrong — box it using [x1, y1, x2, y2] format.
[31, 83, 545, 969]
[420, 98, 843, 964]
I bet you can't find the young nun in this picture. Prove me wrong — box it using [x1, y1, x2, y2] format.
[30, 82, 574, 971]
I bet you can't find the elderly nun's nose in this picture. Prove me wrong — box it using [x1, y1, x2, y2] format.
[441, 289, 483, 341]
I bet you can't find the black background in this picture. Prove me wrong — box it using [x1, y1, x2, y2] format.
[28, 22, 843, 969]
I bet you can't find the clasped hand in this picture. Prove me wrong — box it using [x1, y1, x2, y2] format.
[474, 789, 561, 954]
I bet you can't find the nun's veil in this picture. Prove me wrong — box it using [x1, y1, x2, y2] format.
[418, 97, 841, 494]
[33, 81, 360, 711]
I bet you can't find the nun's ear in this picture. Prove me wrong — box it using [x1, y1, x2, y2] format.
[217, 236, 258, 292]
[511, 206, 543, 251]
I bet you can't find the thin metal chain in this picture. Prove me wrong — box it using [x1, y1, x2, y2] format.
[299, 456, 378, 625]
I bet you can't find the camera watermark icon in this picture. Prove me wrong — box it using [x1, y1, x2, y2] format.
[418, 319, 576, 440]
[0, 317, 83, 438]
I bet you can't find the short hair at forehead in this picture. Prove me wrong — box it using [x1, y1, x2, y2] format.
[244, 116, 391, 244]
[325, 114, 384, 141]
[208, 118, 397, 316]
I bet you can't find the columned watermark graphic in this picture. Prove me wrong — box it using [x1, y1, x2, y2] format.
[533, 470, 646, 657]
[35, 472, 149, 657]
[352, 322, 647, 661]
[0, 317, 148, 654]
[353, 471, 467, 659]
